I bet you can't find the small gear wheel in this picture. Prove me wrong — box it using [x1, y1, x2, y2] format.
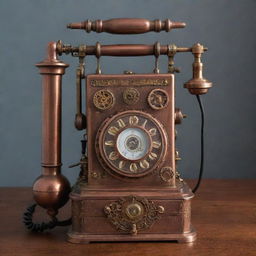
[147, 89, 169, 110]
[93, 89, 115, 110]
[123, 88, 140, 105]
[160, 167, 174, 182]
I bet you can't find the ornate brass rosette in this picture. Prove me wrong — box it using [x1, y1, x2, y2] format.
[160, 166, 174, 182]
[93, 89, 115, 110]
[104, 195, 164, 234]
[123, 88, 140, 105]
[147, 89, 169, 110]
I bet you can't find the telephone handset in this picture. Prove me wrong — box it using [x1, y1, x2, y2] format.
[23, 18, 212, 243]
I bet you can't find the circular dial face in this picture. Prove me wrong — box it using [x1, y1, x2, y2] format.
[96, 111, 167, 177]
[116, 127, 150, 161]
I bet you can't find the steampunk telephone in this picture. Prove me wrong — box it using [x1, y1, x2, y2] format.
[23, 18, 212, 243]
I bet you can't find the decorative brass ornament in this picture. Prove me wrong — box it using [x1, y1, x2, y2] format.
[176, 170, 184, 182]
[93, 89, 115, 110]
[123, 88, 140, 105]
[148, 89, 169, 110]
[160, 167, 174, 182]
[104, 195, 164, 235]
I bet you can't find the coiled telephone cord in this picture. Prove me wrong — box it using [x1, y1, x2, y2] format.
[23, 204, 71, 232]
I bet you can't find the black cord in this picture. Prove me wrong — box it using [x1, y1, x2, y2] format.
[23, 204, 72, 232]
[192, 95, 205, 193]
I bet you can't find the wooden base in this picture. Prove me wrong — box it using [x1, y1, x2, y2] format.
[68, 181, 195, 243]
[67, 228, 196, 243]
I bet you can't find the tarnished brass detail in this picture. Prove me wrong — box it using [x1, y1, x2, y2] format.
[148, 89, 169, 110]
[139, 159, 149, 169]
[119, 160, 125, 169]
[129, 115, 139, 125]
[117, 118, 126, 128]
[105, 140, 115, 146]
[167, 44, 180, 74]
[158, 205, 165, 213]
[176, 170, 184, 182]
[184, 43, 213, 95]
[153, 42, 160, 74]
[148, 128, 157, 136]
[152, 141, 161, 149]
[91, 172, 98, 179]
[175, 108, 186, 124]
[89, 171, 106, 180]
[104, 195, 164, 234]
[130, 163, 138, 172]
[175, 150, 181, 161]
[160, 167, 174, 182]
[74, 55, 86, 131]
[108, 126, 119, 136]
[109, 151, 119, 161]
[123, 88, 140, 105]
[95, 42, 102, 74]
[91, 78, 168, 87]
[141, 119, 148, 128]
[125, 203, 143, 219]
[131, 224, 137, 235]
[149, 152, 157, 160]
[93, 89, 115, 110]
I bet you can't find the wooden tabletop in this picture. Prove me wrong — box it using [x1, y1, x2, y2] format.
[0, 180, 255, 256]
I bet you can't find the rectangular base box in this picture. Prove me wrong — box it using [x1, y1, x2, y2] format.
[67, 181, 196, 243]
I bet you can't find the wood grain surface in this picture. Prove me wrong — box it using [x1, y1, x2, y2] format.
[0, 180, 255, 256]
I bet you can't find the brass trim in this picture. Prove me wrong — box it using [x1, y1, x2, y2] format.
[104, 195, 164, 235]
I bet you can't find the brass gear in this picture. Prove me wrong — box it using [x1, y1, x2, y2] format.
[93, 89, 115, 110]
[147, 89, 169, 110]
[123, 88, 140, 105]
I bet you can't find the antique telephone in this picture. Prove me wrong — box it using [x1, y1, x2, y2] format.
[23, 18, 212, 243]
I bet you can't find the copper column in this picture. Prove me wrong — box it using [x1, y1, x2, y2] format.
[33, 42, 70, 216]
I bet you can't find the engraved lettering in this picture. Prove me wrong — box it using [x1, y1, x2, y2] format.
[140, 160, 149, 169]
[105, 140, 115, 146]
[130, 163, 138, 172]
[108, 126, 119, 136]
[119, 160, 125, 169]
[149, 128, 157, 136]
[149, 152, 158, 160]
[152, 141, 161, 149]
[129, 116, 139, 125]
[117, 119, 126, 128]
[109, 151, 119, 161]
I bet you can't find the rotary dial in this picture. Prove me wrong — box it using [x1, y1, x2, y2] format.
[96, 111, 167, 177]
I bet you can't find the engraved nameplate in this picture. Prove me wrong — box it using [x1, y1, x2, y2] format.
[91, 78, 168, 87]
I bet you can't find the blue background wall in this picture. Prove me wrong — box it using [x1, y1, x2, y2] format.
[0, 0, 255, 186]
